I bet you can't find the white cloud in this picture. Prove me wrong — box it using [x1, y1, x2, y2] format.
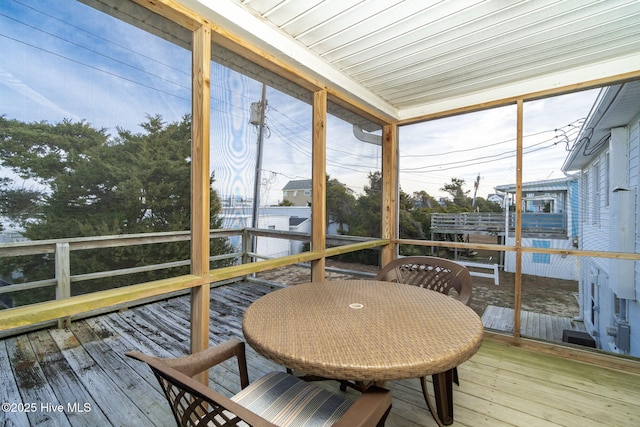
[0, 68, 80, 121]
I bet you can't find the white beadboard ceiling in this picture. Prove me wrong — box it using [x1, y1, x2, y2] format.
[184, 0, 640, 121]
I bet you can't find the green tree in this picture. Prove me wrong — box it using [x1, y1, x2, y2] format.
[398, 189, 425, 241]
[0, 115, 232, 303]
[473, 196, 503, 213]
[326, 175, 356, 233]
[440, 177, 471, 209]
[411, 190, 438, 209]
[350, 171, 382, 238]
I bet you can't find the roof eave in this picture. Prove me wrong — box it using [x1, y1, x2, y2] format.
[179, 0, 399, 120]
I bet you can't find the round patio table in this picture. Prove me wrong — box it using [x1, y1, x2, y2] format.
[242, 279, 484, 425]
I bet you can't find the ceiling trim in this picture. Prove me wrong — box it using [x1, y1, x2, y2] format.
[398, 52, 640, 122]
[179, 0, 399, 119]
[153, 0, 640, 126]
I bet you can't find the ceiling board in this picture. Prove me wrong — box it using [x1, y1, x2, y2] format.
[184, 0, 640, 119]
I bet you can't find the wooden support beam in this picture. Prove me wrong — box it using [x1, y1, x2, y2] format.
[381, 123, 398, 266]
[311, 90, 327, 282]
[514, 99, 524, 339]
[191, 24, 211, 367]
[132, 0, 206, 31]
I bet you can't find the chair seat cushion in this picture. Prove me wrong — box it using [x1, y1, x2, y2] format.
[231, 372, 353, 427]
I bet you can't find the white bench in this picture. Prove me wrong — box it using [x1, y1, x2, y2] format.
[457, 261, 500, 285]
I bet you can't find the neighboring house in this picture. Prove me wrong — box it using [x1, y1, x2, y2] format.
[0, 229, 27, 244]
[486, 194, 503, 205]
[221, 206, 311, 258]
[495, 177, 579, 280]
[562, 81, 640, 357]
[282, 179, 312, 206]
[289, 216, 311, 255]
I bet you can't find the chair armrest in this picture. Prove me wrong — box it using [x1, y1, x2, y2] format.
[126, 338, 249, 387]
[332, 386, 392, 427]
[128, 347, 275, 427]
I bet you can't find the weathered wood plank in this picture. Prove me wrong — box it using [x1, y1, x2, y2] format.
[0, 340, 31, 427]
[482, 305, 587, 342]
[67, 321, 172, 426]
[83, 316, 170, 390]
[5, 335, 72, 426]
[48, 328, 156, 426]
[29, 330, 111, 426]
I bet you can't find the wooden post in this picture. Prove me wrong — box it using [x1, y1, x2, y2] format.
[311, 90, 327, 282]
[190, 24, 211, 378]
[514, 99, 524, 339]
[242, 228, 251, 267]
[381, 123, 398, 267]
[55, 243, 71, 328]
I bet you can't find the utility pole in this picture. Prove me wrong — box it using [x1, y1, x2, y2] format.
[472, 174, 480, 210]
[251, 84, 267, 253]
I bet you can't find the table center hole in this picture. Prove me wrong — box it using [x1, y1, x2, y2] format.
[349, 303, 364, 309]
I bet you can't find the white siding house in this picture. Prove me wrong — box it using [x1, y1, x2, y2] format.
[221, 206, 311, 258]
[496, 178, 579, 280]
[562, 82, 640, 357]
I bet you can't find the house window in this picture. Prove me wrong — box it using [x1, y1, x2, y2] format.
[304, 189, 311, 196]
[614, 295, 628, 322]
[532, 240, 551, 264]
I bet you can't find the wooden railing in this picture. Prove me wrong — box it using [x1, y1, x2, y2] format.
[431, 212, 568, 236]
[0, 229, 386, 336]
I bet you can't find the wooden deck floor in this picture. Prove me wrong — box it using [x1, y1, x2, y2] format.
[481, 305, 587, 342]
[2, 281, 639, 427]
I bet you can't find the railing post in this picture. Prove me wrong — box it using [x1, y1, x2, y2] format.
[55, 242, 71, 328]
[242, 228, 251, 266]
[241, 228, 253, 281]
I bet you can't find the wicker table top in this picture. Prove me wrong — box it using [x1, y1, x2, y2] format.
[242, 280, 484, 381]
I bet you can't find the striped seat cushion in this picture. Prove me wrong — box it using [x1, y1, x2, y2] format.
[231, 372, 353, 427]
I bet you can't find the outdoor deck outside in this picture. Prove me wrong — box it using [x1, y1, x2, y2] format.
[3, 281, 639, 427]
[1, 1, 640, 426]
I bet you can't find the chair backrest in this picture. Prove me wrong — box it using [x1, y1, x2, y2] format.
[127, 351, 274, 427]
[375, 256, 472, 305]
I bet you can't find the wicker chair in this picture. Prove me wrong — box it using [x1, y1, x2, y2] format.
[374, 256, 472, 306]
[127, 339, 392, 427]
[375, 256, 473, 401]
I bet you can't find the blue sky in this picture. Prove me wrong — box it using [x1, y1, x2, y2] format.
[1, 0, 384, 209]
[0, 0, 191, 130]
[1, 0, 599, 213]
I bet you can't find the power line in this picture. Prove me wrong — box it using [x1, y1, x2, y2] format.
[2, 2, 265, 119]
[1, 13, 191, 91]
[10, 0, 188, 76]
[0, 33, 191, 102]
[400, 125, 581, 173]
[399, 119, 583, 159]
